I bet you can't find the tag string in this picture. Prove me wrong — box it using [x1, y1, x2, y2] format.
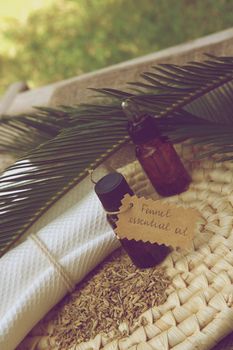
[88, 169, 97, 184]
[29, 233, 76, 293]
[105, 202, 133, 215]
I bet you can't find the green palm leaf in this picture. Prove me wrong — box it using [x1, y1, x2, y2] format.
[0, 107, 71, 155]
[1, 54, 233, 257]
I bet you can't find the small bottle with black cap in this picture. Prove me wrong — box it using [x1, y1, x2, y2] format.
[123, 101, 191, 197]
[94, 172, 170, 268]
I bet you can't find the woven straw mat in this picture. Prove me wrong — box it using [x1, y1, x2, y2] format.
[18, 143, 233, 350]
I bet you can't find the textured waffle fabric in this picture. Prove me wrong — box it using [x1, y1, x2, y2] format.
[0, 173, 120, 350]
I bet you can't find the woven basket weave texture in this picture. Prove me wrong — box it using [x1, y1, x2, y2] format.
[18, 143, 233, 350]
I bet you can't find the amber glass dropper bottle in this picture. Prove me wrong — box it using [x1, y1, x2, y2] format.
[94, 172, 170, 268]
[122, 101, 191, 197]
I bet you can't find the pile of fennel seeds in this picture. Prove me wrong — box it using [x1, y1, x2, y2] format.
[52, 248, 171, 349]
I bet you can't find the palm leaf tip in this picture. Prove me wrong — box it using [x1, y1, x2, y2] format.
[0, 109, 72, 155]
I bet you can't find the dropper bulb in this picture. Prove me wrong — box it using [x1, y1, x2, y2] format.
[121, 101, 128, 110]
[121, 100, 141, 122]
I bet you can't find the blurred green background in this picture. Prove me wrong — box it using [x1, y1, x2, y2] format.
[0, 0, 232, 94]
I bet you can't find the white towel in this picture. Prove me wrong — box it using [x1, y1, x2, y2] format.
[0, 172, 120, 350]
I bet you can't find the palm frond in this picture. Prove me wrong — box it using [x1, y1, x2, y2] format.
[1, 54, 233, 257]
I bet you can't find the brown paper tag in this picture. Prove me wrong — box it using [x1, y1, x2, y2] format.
[115, 194, 200, 249]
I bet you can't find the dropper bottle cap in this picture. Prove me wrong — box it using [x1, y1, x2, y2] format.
[94, 172, 133, 212]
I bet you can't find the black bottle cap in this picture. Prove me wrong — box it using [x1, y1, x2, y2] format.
[94, 172, 133, 212]
[127, 115, 161, 144]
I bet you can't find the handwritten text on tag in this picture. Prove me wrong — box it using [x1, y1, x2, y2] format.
[115, 194, 200, 249]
